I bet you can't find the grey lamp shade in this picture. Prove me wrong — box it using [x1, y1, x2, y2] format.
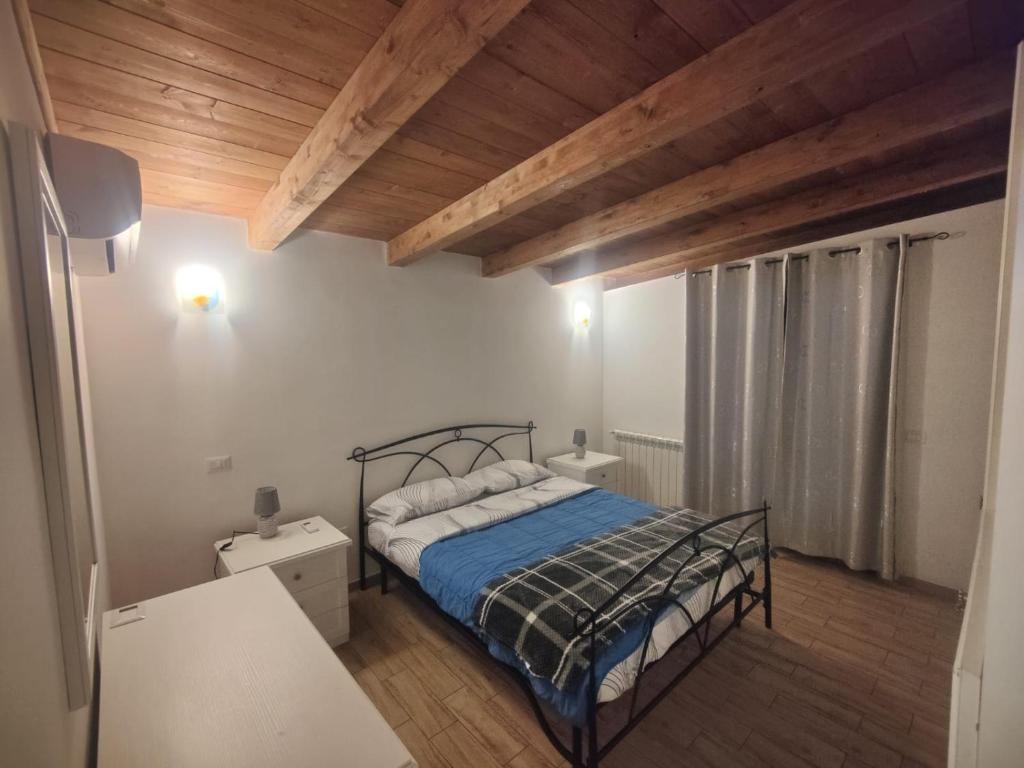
[253, 486, 281, 518]
[573, 429, 587, 446]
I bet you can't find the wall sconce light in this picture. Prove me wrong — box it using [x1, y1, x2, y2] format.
[573, 301, 592, 330]
[175, 264, 225, 314]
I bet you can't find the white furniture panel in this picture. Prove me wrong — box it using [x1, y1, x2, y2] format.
[99, 567, 414, 768]
[270, 547, 343, 595]
[216, 516, 351, 645]
[311, 607, 351, 644]
[955, 42, 1024, 768]
[546, 451, 624, 493]
[293, 578, 346, 617]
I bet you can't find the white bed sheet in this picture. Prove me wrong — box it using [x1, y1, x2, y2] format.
[367, 481, 759, 706]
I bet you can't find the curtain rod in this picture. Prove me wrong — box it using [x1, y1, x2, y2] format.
[678, 231, 950, 278]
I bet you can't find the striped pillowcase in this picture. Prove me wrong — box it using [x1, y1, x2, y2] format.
[367, 476, 479, 527]
[465, 460, 555, 495]
[367, 461, 555, 527]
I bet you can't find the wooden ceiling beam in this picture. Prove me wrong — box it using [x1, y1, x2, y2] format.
[602, 176, 1008, 290]
[246, 0, 530, 251]
[550, 131, 1009, 285]
[482, 53, 1014, 277]
[386, 0, 963, 266]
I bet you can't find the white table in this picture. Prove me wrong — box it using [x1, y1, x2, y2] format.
[546, 450, 624, 492]
[215, 516, 351, 645]
[98, 567, 415, 768]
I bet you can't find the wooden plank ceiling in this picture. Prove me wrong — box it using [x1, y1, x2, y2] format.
[28, 0, 1024, 288]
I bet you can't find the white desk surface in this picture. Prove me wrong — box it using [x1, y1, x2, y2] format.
[99, 567, 415, 768]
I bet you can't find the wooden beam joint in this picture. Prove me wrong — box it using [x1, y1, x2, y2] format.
[247, 0, 529, 251]
[482, 54, 1014, 278]
[550, 132, 1009, 286]
[386, 0, 964, 266]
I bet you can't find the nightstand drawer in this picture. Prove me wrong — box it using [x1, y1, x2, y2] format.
[311, 607, 350, 646]
[293, 577, 346, 617]
[586, 463, 618, 487]
[271, 547, 342, 594]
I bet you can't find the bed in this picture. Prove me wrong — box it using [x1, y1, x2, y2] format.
[349, 423, 772, 768]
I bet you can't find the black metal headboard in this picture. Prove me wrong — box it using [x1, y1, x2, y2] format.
[347, 422, 536, 588]
[348, 421, 535, 486]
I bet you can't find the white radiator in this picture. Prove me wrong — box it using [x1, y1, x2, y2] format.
[608, 429, 685, 507]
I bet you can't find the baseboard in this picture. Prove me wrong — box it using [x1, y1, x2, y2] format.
[897, 575, 961, 601]
[775, 547, 962, 603]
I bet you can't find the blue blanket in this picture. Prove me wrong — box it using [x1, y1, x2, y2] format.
[419, 487, 681, 722]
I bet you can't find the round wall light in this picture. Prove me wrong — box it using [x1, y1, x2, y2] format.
[175, 264, 225, 314]
[573, 301, 592, 330]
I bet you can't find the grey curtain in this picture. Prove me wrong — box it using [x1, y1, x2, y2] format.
[681, 238, 906, 578]
[681, 256, 786, 515]
[774, 238, 905, 578]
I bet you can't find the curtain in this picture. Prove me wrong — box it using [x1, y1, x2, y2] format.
[681, 257, 786, 515]
[773, 238, 905, 578]
[680, 238, 906, 578]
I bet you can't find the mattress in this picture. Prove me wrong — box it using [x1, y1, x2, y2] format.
[367, 480, 759, 719]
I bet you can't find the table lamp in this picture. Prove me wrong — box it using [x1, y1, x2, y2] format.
[573, 429, 587, 459]
[254, 486, 281, 538]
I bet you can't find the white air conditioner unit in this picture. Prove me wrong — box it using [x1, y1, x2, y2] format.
[45, 133, 142, 276]
[66, 224, 140, 277]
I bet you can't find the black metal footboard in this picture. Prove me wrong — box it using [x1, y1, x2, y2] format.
[568, 503, 772, 768]
[347, 424, 773, 768]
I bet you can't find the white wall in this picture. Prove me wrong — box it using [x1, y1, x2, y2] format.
[603, 276, 686, 440]
[895, 202, 1004, 590]
[77, 206, 604, 606]
[0, 0, 108, 764]
[602, 200, 1004, 591]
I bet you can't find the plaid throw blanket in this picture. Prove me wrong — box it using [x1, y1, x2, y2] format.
[473, 507, 765, 694]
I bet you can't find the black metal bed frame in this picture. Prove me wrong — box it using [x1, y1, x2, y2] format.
[348, 423, 772, 768]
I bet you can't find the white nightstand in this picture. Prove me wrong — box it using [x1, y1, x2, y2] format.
[215, 516, 351, 646]
[546, 451, 624, 492]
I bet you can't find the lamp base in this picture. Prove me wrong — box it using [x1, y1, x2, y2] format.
[257, 514, 279, 538]
[575, 445, 586, 459]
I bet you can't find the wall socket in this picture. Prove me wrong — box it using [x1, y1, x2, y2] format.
[205, 455, 232, 473]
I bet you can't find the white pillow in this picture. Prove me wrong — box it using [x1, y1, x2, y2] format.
[463, 464, 519, 496]
[465, 460, 555, 496]
[496, 459, 556, 485]
[366, 476, 479, 527]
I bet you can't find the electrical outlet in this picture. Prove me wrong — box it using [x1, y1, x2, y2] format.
[205, 455, 232, 473]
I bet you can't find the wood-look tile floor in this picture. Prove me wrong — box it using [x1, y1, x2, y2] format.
[335, 551, 960, 768]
